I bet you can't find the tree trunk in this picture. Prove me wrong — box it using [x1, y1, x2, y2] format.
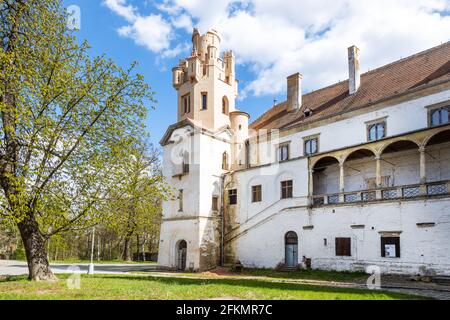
[17, 216, 56, 281]
[122, 235, 132, 261]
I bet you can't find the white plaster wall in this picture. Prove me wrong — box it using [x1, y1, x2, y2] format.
[234, 198, 450, 275]
[256, 89, 450, 164]
[158, 219, 200, 270]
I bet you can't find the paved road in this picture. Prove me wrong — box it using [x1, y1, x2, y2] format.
[0, 260, 160, 276]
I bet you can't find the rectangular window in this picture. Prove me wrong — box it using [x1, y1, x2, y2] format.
[367, 121, 386, 141]
[381, 236, 400, 258]
[228, 189, 237, 205]
[281, 180, 293, 199]
[304, 138, 318, 155]
[251, 185, 262, 203]
[182, 152, 189, 174]
[278, 144, 290, 162]
[201, 92, 207, 110]
[335, 237, 351, 256]
[178, 189, 183, 212]
[212, 196, 219, 211]
[430, 106, 449, 127]
[182, 94, 190, 114]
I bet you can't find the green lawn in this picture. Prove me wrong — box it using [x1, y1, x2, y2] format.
[239, 268, 367, 282]
[48, 259, 156, 265]
[0, 274, 426, 300]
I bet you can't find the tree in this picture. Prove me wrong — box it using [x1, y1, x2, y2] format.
[0, 0, 153, 280]
[106, 145, 165, 261]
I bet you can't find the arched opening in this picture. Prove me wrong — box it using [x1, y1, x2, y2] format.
[425, 130, 450, 182]
[222, 96, 229, 115]
[177, 240, 187, 271]
[312, 156, 340, 196]
[381, 140, 420, 187]
[222, 151, 229, 170]
[285, 231, 298, 267]
[344, 148, 376, 192]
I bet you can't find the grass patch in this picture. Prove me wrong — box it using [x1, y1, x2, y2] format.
[0, 274, 426, 300]
[48, 259, 156, 265]
[240, 268, 367, 282]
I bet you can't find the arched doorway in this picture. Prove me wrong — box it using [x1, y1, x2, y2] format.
[285, 231, 298, 267]
[177, 240, 187, 271]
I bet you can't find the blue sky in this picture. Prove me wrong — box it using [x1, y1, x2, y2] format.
[63, 0, 450, 147]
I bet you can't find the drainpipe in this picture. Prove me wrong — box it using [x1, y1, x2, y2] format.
[220, 172, 233, 267]
[220, 173, 226, 266]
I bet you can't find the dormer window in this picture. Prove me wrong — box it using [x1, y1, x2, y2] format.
[304, 108, 313, 118]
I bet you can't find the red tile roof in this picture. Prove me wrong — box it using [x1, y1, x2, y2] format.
[250, 42, 450, 131]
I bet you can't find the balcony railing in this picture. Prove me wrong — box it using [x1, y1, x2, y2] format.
[312, 180, 450, 206]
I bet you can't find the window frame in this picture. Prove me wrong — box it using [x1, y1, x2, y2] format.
[280, 180, 293, 199]
[228, 189, 237, 205]
[366, 118, 387, 142]
[381, 236, 401, 258]
[181, 93, 190, 114]
[277, 143, 290, 162]
[201, 92, 208, 110]
[430, 106, 449, 127]
[212, 196, 219, 211]
[303, 134, 319, 156]
[335, 237, 351, 256]
[251, 185, 262, 203]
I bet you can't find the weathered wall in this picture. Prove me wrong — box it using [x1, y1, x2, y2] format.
[233, 198, 450, 275]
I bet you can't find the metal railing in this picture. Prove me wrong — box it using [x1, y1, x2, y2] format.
[311, 180, 450, 206]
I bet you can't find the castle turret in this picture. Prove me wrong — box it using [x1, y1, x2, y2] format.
[171, 28, 238, 130]
[230, 111, 250, 170]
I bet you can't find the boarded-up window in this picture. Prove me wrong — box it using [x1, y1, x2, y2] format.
[381, 236, 400, 258]
[335, 237, 351, 256]
[251, 185, 262, 203]
[228, 189, 237, 205]
[281, 180, 293, 199]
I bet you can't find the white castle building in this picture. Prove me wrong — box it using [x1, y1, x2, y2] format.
[158, 28, 450, 275]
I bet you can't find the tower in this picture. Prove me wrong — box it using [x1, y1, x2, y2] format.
[159, 29, 249, 271]
[172, 28, 238, 130]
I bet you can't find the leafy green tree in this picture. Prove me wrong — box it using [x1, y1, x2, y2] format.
[106, 145, 166, 261]
[0, 0, 153, 280]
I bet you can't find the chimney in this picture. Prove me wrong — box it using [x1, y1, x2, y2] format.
[348, 45, 360, 94]
[287, 72, 303, 111]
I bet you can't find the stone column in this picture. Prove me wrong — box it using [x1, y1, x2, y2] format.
[308, 169, 314, 206]
[375, 156, 382, 200]
[339, 163, 345, 193]
[419, 146, 427, 184]
[308, 169, 314, 196]
[375, 156, 382, 187]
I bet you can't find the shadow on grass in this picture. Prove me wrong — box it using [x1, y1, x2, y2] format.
[239, 268, 368, 282]
[87, 274, 424, 300]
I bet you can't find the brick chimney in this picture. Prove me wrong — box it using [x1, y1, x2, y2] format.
[348, 45, 360, 94]
[287, 72, 303, 111]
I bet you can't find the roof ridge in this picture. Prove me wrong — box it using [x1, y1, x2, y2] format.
[250, 40, 450, 127]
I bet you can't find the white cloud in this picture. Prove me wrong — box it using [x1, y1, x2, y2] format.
[105, 0, 450, 98]
[103, 0, 180, 55]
